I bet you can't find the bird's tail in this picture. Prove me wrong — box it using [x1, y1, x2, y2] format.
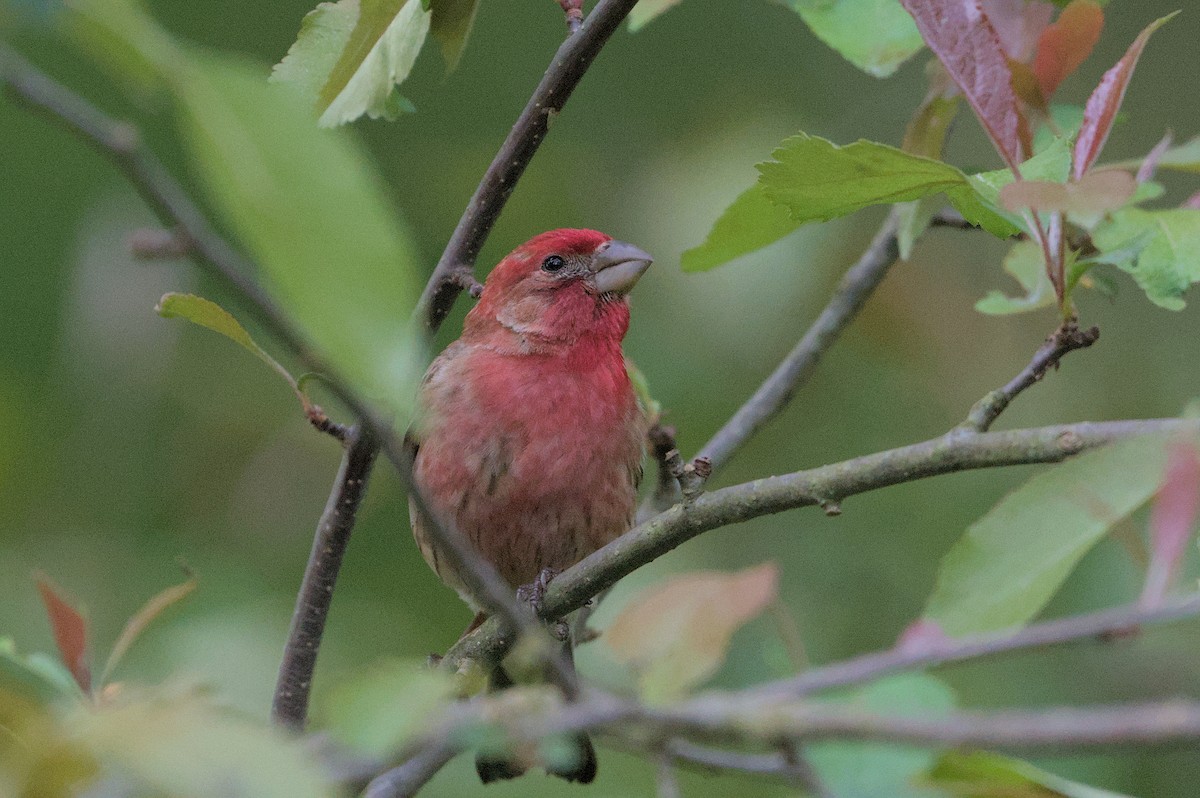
[474, 633, 598, 784]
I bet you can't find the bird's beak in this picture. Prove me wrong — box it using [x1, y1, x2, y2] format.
[591, 240, 653, 296]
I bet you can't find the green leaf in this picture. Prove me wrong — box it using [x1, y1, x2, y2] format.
[179, 54, 424, 415]
[273, 0, 431, 126]
[808, 673, 955, 798]
[924, 750, 1134, 797]
[975, 240, 1056, 315]
[68, 0, 426, 417]
[788, 0, 925, 78]
[156, 292, 299, 380]
[1092, 209, 1200, 310]
[897, 91, 963, 258]
[1033, 105, 1085, 154]
[947, 136, 1074, 239]
[758, 134, 968, 225]
[605, 564, 779, 702]
[429, 0, 480, 70]
[628, 0, 683, 31]
[0, 638, 82, 705]
[324, 659, 454, 758]
[74, 690, 336, 798]
[626, 359, 662, 421]
[924, 433, 1195, 635]
[895, 195, 941, 260]
[681, 183, 801, 272]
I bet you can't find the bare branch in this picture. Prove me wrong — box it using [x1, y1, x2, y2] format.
[641, 423, 682, 520]
[128, 226, 192, 259]
[750, 593, 1200, 700]
[697, 212, 901, 473]
[442, 418, 1199, 671]
[417, 0, 642, 330]
[663, 740, 814, 781]
[664, 448, 712, 504]
[273, 426, 378, 729]
[961, 320, 1101, 433]
[363, 743, 459, 798]
[647, 697, 1200, 751]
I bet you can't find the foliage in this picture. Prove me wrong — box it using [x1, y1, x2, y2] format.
[4, 0, 1200, 796]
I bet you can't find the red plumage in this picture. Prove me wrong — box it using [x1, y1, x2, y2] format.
[408, 229, 653, 783]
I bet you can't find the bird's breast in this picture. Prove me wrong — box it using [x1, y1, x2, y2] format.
[412, 343, 647, 591]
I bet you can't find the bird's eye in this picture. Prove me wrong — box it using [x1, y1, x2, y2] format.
[541, 254, 566, 273]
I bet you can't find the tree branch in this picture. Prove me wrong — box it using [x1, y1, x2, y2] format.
[696, 212, 901, 472]
[646, 697, 1200, 751]
[749, 592, 1200, 700]
[417, 0, 642, 330]
[961, 320, 1101, 433]
[362, 742, 459, 798]
[273, 425, 378, 729]
[374, 689, 1200, 787]
[442, 418, 1199, 670]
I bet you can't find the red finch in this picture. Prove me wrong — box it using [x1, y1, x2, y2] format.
[409, 228, 653, 783]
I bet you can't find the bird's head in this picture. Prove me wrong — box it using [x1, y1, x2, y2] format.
[465, 229, 653, 348]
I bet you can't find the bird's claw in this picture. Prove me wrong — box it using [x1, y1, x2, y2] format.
[516, 566, 559, 617]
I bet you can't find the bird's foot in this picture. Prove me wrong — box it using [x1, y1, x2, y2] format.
[555, 0, 583, 33]
[516, 566, 559, 617]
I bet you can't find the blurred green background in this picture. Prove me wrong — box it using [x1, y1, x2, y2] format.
[3, 0, 1200, 795]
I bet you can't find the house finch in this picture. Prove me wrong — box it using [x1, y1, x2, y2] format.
[409, 228, 653, 783]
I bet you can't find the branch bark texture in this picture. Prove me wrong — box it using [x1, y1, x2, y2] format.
[273, 426, 378, 729]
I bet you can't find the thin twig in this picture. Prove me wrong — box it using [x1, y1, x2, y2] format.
[781, 743, 836, 798]
[662, 740, 813, 781]
[696, 212, 901, 473]
[656, 749, 682, 798]
[961, 320, 1101, 433]
[750, 593, 1200, 700]
[417, 0, 643, 330]
[362, 743, 459, 798]
[640, 423, 682, 521]
[442, 418, 1199, 670]
[273, 426, 378, 729]
[128, 226, 192, 259]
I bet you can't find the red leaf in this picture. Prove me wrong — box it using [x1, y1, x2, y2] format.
[1137, 131, 1174, 185]
[1073, 13, 1175, 180]
[1140, 442, 1200, 609]
[1184, 191, 1200, 211]
[35, 573, 92, 694]
[982, 0, 1053, 62]
[1032, 0, 1104, 101]
[900, 0, 1026, 171]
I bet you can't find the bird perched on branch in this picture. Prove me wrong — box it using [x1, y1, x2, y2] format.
[409, 228, 653, 784]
